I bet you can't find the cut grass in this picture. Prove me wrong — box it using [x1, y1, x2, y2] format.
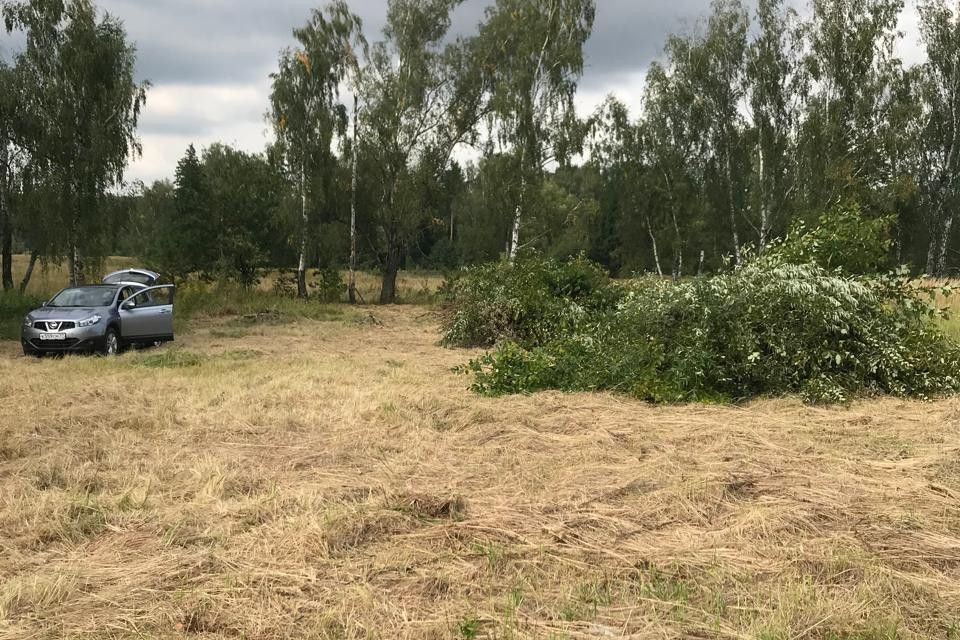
[7, 253, 446, 304]
[0, 255, 444, 340]
[1, 307, 960, 639]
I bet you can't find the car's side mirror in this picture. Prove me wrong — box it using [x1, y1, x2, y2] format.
[41, 300, 48, 307]
[122, 300, 136, 310]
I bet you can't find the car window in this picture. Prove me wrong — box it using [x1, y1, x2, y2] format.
[127, 287, 173, 309]
[129, 290, 155, 308]
[48, 287, 116, 308]
[151, 287, 175, 306]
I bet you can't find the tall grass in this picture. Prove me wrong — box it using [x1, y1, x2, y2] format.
[0, 255, 447, 341]
[173, 281, 351, 333]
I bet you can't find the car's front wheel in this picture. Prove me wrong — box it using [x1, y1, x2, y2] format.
[22, 344, 41, 358]
[101, 328, 120, 356]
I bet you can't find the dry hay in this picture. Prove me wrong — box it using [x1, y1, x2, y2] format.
[1, 306, 959, 639]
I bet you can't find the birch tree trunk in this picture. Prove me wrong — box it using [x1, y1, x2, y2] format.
[69, 205, 83, 286]
[297, 159, 309, 299]
[661, 168, 683, 280]
[69, 245, 83, 287]
[509, 176, 525, 261]
[0, 140, 12, 291]
[645, 215, 663, 277]
[672, 214, 683, 282]
[758, 141, 770, 251]
[508, 145, 527, 262]
[927, 197, 955, 277]
[349, 95, 359, 304]
[725, 133, 741, 265]
[926, 216, 941, 276]
[936, 212, 955, 276]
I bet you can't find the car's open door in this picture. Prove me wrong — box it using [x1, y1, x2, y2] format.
[119, 285, 176, 341]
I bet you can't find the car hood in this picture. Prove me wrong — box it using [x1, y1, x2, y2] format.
[27, 307, 106, 322]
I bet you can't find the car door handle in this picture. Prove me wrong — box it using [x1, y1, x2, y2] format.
[160, 309, 171, 314]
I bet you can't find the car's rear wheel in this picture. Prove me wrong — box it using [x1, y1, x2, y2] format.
[101, 328, 120, 356]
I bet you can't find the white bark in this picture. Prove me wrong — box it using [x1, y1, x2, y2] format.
[297, 158, 309, 297]
[645, 216, 663, 277]
[349, 95, 359, 303]
[508, 141, 527, 262]
[725, 131, 741, 265]
[758, 140, 770, 250]
[508, 1, 557, 263]
[509, 173, 525, 261]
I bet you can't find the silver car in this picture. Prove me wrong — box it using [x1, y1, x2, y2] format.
[21, 269, 176, 357]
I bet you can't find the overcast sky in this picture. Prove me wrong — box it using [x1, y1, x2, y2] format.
[0, 0, 925, 185]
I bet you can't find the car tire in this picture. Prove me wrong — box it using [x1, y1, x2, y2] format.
[22, 345, 41, 358]
[101, 328, 120, 356]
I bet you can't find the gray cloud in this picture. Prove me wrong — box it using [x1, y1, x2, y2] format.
[99, 1, 709, 91]
[1, 0, 924, 183]
[95, 0, 739, 182]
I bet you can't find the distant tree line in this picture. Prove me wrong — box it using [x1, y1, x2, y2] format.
[1, 0, 959, 303]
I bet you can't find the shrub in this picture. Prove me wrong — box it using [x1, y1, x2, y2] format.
[776, 203, 894, 275]
[310, 268, 346, 303]
[441, 252, 620, 349]
[462, 256, 960, 404]
[0, 291, 46, 341]
[272, 270, 298, 297]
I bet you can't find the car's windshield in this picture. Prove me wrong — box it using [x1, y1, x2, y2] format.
[47, 287, 116, 308]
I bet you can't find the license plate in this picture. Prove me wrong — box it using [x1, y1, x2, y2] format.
[39, 333, 67, 341]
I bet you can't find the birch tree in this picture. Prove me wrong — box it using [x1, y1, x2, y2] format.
[3, 0, 148, 286]
[359, 0, 480, 304]
[917, 0, 960, 276]
[745, 0, 801, 249]
[796, 0, 904, 215]
[643, 58, 708, 278]
[589, 98, 665, 276]
[476, 0, 596, 260]
[269, 1, 364, 298]
[697, 0, 749, 265]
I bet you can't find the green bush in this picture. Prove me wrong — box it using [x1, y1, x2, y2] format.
[0, 291, 46, 341]
[441, 252, 621, 349]
[459, 256, 960, 404]
[777, 203, 894, 275]
[310, 268, 346, 303]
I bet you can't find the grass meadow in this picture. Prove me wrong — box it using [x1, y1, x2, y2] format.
[1, 256, 960, 638]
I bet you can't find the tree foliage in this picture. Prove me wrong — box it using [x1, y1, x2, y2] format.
[3, 0, 147, 284]
[269, 1, 365, 297]
[476, 0, 596, 259]
[358, 0, 480, 303]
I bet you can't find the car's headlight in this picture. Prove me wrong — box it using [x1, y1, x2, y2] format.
[23, 317, 32, 327]
[77, 315, 102, 328]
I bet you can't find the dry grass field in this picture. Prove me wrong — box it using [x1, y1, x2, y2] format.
[2, 304, 960, 640]
[11, 255, 139, 297]
[9, 254, 445, 305]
